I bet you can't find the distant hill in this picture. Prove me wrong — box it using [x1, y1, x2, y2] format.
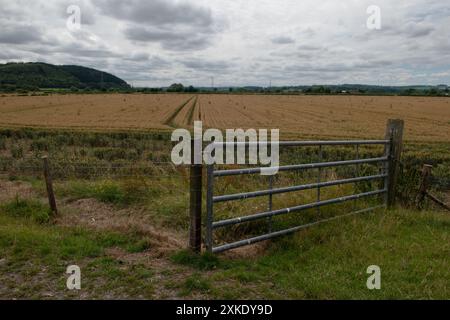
[0, 62, 130, 90]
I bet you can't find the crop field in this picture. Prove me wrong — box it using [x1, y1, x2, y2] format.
[0, 94, 449, 141]
[0, 94, 190, 131]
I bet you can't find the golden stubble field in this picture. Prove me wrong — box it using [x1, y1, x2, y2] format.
[0, 94, 190, 131]
[0, 93, 449, 141]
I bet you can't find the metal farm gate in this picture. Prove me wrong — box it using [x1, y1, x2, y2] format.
[189, 119, 404, 254]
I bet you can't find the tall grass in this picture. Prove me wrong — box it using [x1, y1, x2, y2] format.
[1, 196, 52, 224]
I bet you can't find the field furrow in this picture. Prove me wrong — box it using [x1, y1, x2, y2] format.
[0, 94, 449, 141]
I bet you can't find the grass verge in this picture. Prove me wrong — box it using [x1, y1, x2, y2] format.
[174, 209, 450, 299]
[0, 204, 156, 299]
[0, 196, 448, 299]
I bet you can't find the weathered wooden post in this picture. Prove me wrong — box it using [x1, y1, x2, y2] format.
[384, 119, 404, 208]
[189, 138, 202, 253]
[42, 156, 58, 215]
[416, 164, 433, 210]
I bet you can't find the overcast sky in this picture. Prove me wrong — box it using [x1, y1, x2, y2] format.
[0, 0, 449, 87]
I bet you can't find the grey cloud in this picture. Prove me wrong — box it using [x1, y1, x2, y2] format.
[378, 21, 436, 39]
[124, 52, 150, 62]
[303, 28, 316, 37]
[28, 39, 120, 60]
[66, 48, 119, 58]
[170, 38, 212, 51]
[43, 42, 119, 59]
[0, 49, 27, 60]
[124, 25, 212, 51]
[405, 3, 450, 22]
[111, 59, 173, 82]
[283, 59, 393, 74]
[95, 0, 218, 51]
[270, 45, 329, 60]
[0, 2, 27, 20]
[298, 45, 324, 51]
[181, 59, 231, 72]
[0, 25, 42, 44]
[93, 0, 213, 28]
[433, 41, 450, 54]
[0, 0, 448, 86]
[0, 52, 14, 60]
[406, 23, 435, 38]
[125, 27, 185, 42]
[122, 55, 171, 69]
[271, 36, 295, 44]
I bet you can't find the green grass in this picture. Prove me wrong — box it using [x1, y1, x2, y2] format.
[180, 273, 212, 296]
[50, 177, 185, 206]
[1, 197, 52, 224]
[171, 250, 221, 271]
[66, 180, 127, 204]
[0, 209, 156, 299]
[0, 196, 449, 299]
[175, 209, 450, 299]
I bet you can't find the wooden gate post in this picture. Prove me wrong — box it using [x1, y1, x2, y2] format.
[189, 139, 203, 253]
[416, 164, 433, 210]
[42, 156, 58, 215]
[385, 119, 404, 208]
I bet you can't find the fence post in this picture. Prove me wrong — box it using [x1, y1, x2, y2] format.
[384, 119, 404, 208]
[416, 164, 433, 210]
[189, 139, 203, 253]
[42, 156, 58, 215]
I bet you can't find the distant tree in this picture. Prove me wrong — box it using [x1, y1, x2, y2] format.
[167, 83, 184, 92]
[427, 88, 438, 96]
[185, 85, 198, 93]
[403, 88, 416, 96]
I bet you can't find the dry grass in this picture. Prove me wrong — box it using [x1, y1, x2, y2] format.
[59, 198, 186, 253]
[0, 93, 449, 141]
[0, 180, 36, 202]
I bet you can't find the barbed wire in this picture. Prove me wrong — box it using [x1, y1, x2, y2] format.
[0, 160, 176, 165]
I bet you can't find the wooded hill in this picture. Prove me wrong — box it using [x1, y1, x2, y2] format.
[0, 62, 130, 90]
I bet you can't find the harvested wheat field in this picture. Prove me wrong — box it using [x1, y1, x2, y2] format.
[0, 93, 449, 141]
[196, 95, 450, 142]
[0, 94, 192, 131]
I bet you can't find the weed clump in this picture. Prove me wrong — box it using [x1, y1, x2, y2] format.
[171, 250, 221, 270]
[1, 196, 52, 223]
[94, 181, 125, 204]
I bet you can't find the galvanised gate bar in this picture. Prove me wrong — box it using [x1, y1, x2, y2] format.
[205, 139, 393, 254]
